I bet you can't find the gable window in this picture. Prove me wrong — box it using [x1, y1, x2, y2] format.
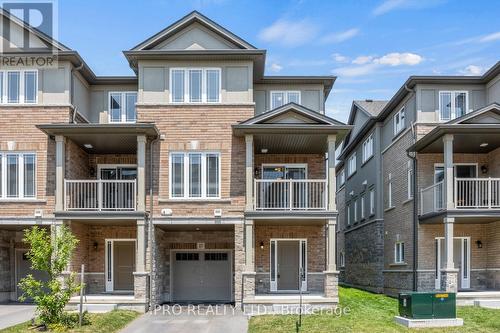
[347, 153, 356, 177]
[362, 134, 374, 163]
[109, 92, 137, 123]
[169, 152, 220, 199]
[369, 188, 375, 216]
[393, 107, 405, 135]
[170, 68, 221, 103]
[270, 91, 301, 109]
[0, 70, 37, 104]
[439, 91, 468, 121]
[395, 242, 405, 264]
[0, 152, 36, 199]
[407, 160, 414, 199]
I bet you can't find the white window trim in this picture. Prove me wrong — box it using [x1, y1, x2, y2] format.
[353, 199, 358, 222]
[438, 91, 469, 122]
[168, 151, 221, 200]
[362, 133, 374, 164]
[360, 194, 365, 220]
[369, 188, 375, 216]
[0, 152, 36, 200]
[339, 252, 345, 268]
[394, 241, 405, 264]
[387, 173, 393, 208]
[407, 160, 413, 199]
[347, 153, 357, 177]
[169, 68, 222, 104]
[270, 90, 301, 110]
[393, 107, 405, 136]
[0, 69, 38, 105]
[346, 203, 351, 226]
[108, 91, 137, 123]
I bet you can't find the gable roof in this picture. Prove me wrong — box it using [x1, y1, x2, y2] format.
[0, 8, 70, 52]
[237, 103, 346, 126]
[447, 103, 500, 124]
[131, 11, 256, 51]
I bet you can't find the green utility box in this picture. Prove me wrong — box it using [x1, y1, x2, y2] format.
[398, 292, 456, 319]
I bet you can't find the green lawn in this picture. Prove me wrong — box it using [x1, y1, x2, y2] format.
[0, 310, 140, 333]
[249, 287, 500, 333]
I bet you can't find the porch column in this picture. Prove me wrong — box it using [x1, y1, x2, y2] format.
[245, 134, 254, 211]
[242, 219, 256, 303]
[324, 218, 339, 299]
[443, 134, 454, 210]
[327, 134, 337, 211]
[137, 135, 146, 212]
[134, 219, 148, 302]
[55, 136, 65, 211]
[440, 217, 458, 291]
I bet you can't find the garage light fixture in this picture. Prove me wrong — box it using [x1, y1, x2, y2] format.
[480, 143, 488, 147]
[84, 143, 93, 149]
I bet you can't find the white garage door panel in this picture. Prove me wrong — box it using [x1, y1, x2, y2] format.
[172, 251, 231, 302]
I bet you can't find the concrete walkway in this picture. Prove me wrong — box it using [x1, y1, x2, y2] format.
[0, 304, 36, 330]
[121, 305, 248, 333]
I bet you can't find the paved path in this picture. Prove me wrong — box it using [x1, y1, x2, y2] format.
[0, 304, 36, 329]
[121, 305, 248, 333]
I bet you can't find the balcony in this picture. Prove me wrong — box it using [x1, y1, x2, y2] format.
[64, 179, 137, 211]
[420, 178, 500, 215]
[254, 179, 327, 211]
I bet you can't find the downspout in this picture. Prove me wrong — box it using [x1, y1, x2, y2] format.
[148, 135, 160, 310]
[70, 62, 84, 123]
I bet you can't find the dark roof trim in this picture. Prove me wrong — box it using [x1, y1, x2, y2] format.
[130, 10, 257, 51]
[36, 123, 160, 138]
[408, 124, 500, 152]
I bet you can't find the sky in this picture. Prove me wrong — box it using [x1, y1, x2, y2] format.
[53, 0, 500, 122]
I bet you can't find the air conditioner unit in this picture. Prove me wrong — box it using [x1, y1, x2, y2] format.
[161, 208, 173, 216]
[214, 209, 222, 217]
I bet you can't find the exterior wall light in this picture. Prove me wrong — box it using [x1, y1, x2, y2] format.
[260, 241, 264, 250]
[476, 240, 483, 249]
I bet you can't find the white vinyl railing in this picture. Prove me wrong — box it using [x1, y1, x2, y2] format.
[420, 181, 444, 215]
[254, 179, 327, 210]
[455, 178, 500, 209]
[64, 179, 137, 211]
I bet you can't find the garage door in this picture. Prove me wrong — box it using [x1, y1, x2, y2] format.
[16, 250, 49, 302]
[172, 251, 232, 303]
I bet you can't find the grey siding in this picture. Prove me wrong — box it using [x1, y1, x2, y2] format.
[487, 74, 500, 104]
[72, 72, 91, 121]
[88, 84, 138, 123]
[381, 94, 416, 151]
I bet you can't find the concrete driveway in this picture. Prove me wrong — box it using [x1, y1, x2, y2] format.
[0, 304, 36, 330]
[121, 305, 248, 333]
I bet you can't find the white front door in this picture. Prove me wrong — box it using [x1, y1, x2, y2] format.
[435, 237, 470, 290]
[270, 239, 307, 292]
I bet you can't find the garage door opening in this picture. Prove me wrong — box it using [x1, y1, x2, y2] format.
[171, 250, 232, 304]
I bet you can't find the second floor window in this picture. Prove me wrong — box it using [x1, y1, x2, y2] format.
[346, 203, 351, 226]
[338, 169, 345, 188]
[407, 160, 414, 199]
[270, 91, 301, 109]
[0, 152, 36, 199]
[0, 70, 37, 104]
[347, 153, 356, 177]
[170, 68, 221, 103]
[170, 152, 220, 199]
[360, 194, 365, 220]
[109, 92, 137, 123]
[393, 107, 405, 136]
[387, 173, 393, 208]
[439, 91, 468, 121]
[369, 188, 375, 216]
[362, 134, 374, 163]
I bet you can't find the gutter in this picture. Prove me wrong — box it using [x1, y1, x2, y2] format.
[70, 62, 84, 123]
[407, 121, 419, 292]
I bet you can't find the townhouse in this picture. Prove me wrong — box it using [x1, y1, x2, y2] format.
[0, 11, 350, 311]
[337, 62, 500, 298]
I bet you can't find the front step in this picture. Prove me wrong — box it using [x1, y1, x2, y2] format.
[77, 304, 117, 313]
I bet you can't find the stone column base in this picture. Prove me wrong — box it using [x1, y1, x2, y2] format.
[242, 272, 256, 301]
[440, 269, 459, 292]
[323, 271, 339, 298]
[133, 272, 149, 301]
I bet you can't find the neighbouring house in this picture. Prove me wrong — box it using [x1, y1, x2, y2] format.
[0, 10, 351, 312]
[337, 62, 500, 299]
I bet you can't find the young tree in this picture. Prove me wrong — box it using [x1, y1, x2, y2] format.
[19, 225, 81, 326]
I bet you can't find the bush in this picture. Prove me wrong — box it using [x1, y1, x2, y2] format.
[18, 225, 82, 326]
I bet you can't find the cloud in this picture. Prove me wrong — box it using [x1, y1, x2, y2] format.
[352, 55, 374, 65]
[373, 0, 445, 16]
[332, 53, 349, 63]
[269, 63, 283, 72]
[374, 52, 423, 66]
[479, 31, 500, 43]
[459, 65, 483, 76]
[258, 19, 318, 47]
[334, 52, 423, 77]
[320, 28, 359, 44]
